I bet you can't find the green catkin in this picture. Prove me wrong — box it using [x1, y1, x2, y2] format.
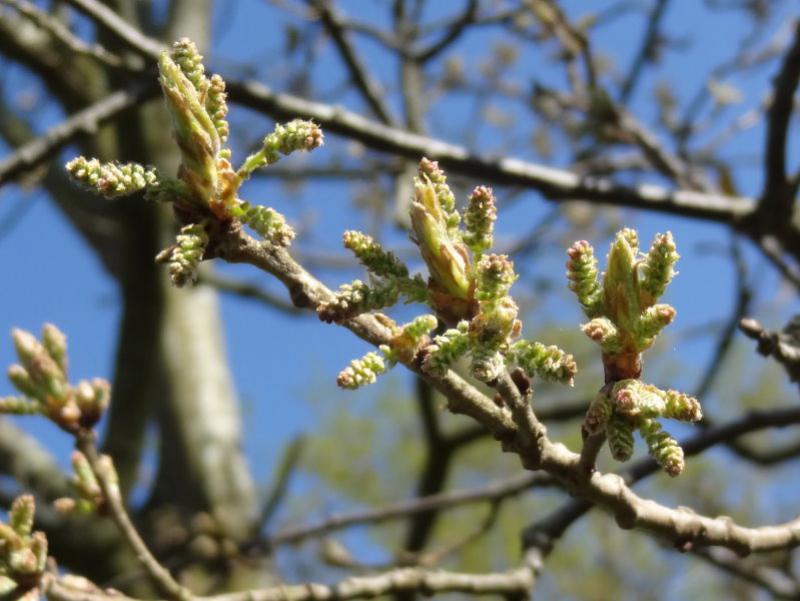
[343, 231, 409, 279]
[237, 202, 295, 246]
[65, 157, 158, 198]
[566, 240, 603, 317]
[639, 232, 679, 305]
[337, 352, 387, 389]
[507, 340, 577, 385]
[423, 322, 470, 375]
[639, 418, 684, 476]
[607, 415, 635, 461]
[318, 280, 401, 323]
[463, 186, 496, 257]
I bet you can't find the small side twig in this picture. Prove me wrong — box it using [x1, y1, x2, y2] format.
[74, 433, 191, 601]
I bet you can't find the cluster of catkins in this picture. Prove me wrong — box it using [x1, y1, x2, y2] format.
[566, 229, 702, 475]
[0, 495, 47, 600]
[322, 159, 577, 390]
[1, 325, 109, 433]
[325, 164, 701, 475]
[66, 38, 323, 286]
[60, 38, 702, 476]
[0, 325, 121, 597]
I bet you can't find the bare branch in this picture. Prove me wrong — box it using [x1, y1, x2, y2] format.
[740, 316, 800, 383]
[62, 0, 162, 59]
[307, 0, 398, 125]
[258, 435, 307, 529]
[0, 0, 133, 69]
[416, 0, 478, 63]
[619, 0, 671, 103]
[266, 472, 553, 547]
[226, 79, 754, 223]
[75, 434, 190, 601]
[197, 271, 303, 315]
[0, 80, 159, 186]
[45, 563, 536, 601]
[759, 20, 800, 217]
[524, 403, 800, 553]
[696, 547, 800, 599]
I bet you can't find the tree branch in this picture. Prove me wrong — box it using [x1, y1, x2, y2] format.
[216, 228, 800, 558]
[45, 563, 536, 601]
[759, 20, 800, 217]
[0, 80, 159, 186]
[225, 79, 754, 224]
[266, 472, 553, 548]
[307, 0, 398, 126]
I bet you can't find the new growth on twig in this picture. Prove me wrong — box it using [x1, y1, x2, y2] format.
[567, 229, 702, 475]
[323, 159, 576, 389]
[66, 38, 323, 286]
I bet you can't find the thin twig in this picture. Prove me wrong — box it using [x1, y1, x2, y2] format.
[197, 271, 303, 315]
[307, 0, 398, 125]
[265, 472, 553, 547]
[759, 20, 800, 217]
[62, 0, 162, 59]
[75, 433, 191, 601]
[45, 563, 536, 601]
[0, 0, 134, 69]
[0, 80, 159, 186]
[226, 78, 755, 224]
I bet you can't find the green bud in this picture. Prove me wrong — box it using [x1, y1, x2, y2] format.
[607, 414, 634, 461]
[343, 231, 409, 279]
[9, 495, 34, 538]
[507, 340, 577, 385]
[471, 347, 505, 382]
[11, 329, 66, 402]
[74, 378, 111, 427]
[159, 50, 221, 206]
[65, 157, 159, 198]
[639, 232, 679, 306]
[635, 304, 676, 348]
[71, 451, 101, 501]
[602, 232, 641, 330]
[238, 119, 324, 179]
[639, 418, 684, 476]
[417, 158, 459, 233]
[581, 317, 622, 353]
[611, 379, 662, 417]
[566, 240, 603, 318]
[7, 365, 37, 399]
[385, 315, 438, 364]
[30, 531, 47, 573]
[318, 279, 400, 324]
[423, 322, 470, 376]
[41, 323, 67, 373]
[475, 254, 517, 304]
[619, 227, 639, 255]
[206, 74, 229, 142]
[402, 315, 438, 342]
[235, 202, 295, 246]
[470, 297, 519, 350]
[8, 548, 37, 575]
[170, 38, 207, 95]
[337, 352, 386, 389]
[0, 396, 39, 415]
[663, 389, 702, 422]
[463, 186, 496, 257]
[157, 222, 209, 287]
[410, 177, 472, 312]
